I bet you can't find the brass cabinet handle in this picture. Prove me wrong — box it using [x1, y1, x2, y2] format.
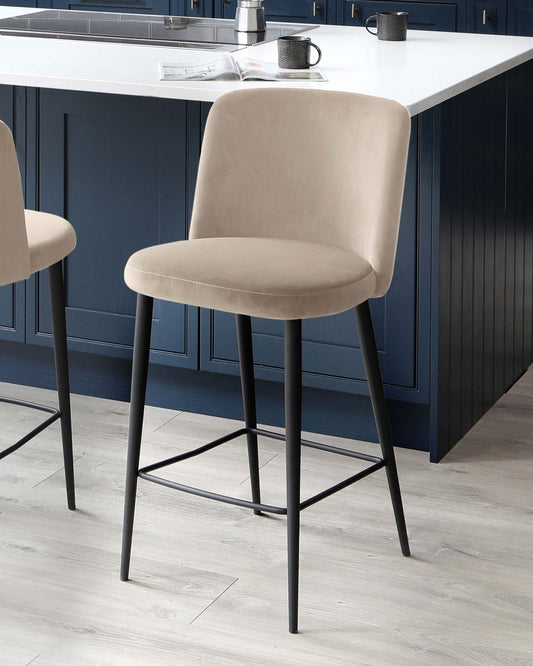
[313, 1, 319, 16]
[191, 0, 196, 10]
[351, 3, 356, 19]
[482, 8, 487, 24]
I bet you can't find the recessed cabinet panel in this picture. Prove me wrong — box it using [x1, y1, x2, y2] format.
[508, 0, 533, 34]
[344, 0, 458, 30]
[30, 90, 197, 367]
[0, 286, 20, 339]
[215, 0, 327, 22]
[200, 125, 418, 395]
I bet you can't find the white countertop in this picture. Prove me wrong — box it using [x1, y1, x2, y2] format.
[0, 7, 531, 115]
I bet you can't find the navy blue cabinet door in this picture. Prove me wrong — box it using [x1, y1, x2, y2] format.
[170, 0, 211, 16]
[29, 90, 198, 367]
[215, 0, 329, 23]
[508, 0, 533, 34]
[467, 0, 506, 32]
[200, 124, 419, 399]
[49, 0, 170, 13]
[0, 0, 38, 6]
[0, 86, 25, 343]
[343, 0, 459, 30]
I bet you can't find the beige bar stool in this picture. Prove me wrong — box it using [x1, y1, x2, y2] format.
[121, 89, 411, 633]
[0, 120, 77, 509]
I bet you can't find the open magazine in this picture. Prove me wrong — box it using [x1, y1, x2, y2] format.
[159, 55, 327, 82]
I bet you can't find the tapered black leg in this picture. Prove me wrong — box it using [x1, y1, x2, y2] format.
[121, 294, 153, 581]
[355, 301, 410, 557]
[285, 319, 302, 634]
[48, 261, 75, 511]
[236, 315, 261, 514]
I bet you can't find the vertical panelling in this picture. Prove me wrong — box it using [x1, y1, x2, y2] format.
[523, 62, 533, 368]
[422, 106, 452, 463]
[507, 60, 533, 375]
[470, 81, 485, 424]
[442, 90, 464, 449]
[435, 66, 531, 460]
[461, 90, 475, 435]
[481, 77, 498, 411]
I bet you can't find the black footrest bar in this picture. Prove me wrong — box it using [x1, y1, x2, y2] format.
[300, 460, 385, 510]
[0, 396, 61, 460]
[140, 428, 248, 474]
[137, 426, 385, 515]
[252, 427, 383, 464]
[138, 470, 288, 514]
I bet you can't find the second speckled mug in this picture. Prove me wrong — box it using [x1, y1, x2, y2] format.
[365, 11, 408, 41]
[278, 35, 322, 69]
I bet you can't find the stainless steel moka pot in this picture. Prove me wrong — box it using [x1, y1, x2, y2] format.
[235, 0, 266, 32]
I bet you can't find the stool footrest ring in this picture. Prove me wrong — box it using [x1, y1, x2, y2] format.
[0, 396, 61, 460]
[137, 427, 386, 515]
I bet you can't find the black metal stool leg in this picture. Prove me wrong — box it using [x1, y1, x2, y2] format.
[121, 294, 153, 581]
[48, 261, 75, 511]
[285, 319, 302, 634]
[355, 301, 410, 557]
[236, 314, 261, 514]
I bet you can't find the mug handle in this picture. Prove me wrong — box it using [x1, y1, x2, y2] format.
[309, 42, 322, 66]
[365, 14, 378, 35]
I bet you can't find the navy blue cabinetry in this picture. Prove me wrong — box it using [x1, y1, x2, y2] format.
[201, 128, 420, 401]
[170, 0, 210, 16]
[48, 0, 170, 13]
[342, 0, 462, 30]
[429, 60, 533, 459]
[214, 0, 332, 23]
[467, 0, 506, 32]
[2, 0, 38, 6]
[0, 86, 25, 343]
[508, 0, 533, 34]
[28, 90, 198, 368]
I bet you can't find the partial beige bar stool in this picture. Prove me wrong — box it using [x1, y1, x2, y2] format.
[120, 89, 411, 633]
[0, 120, 77, 509]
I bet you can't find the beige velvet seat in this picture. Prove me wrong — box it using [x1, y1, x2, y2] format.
[125, 237, 376, 319]
[121, 89, 411, 633]
[0, 120, 77, 510]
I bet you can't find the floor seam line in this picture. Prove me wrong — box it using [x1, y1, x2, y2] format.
[188, 577, 239, 625]
[240, 453, 279, 486]
[153, 411, 184, 433]
[32, 454, 84, 488]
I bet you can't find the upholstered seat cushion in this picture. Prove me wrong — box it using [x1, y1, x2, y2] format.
[25, 210, 77, 275]
[125, 237, 376, 320]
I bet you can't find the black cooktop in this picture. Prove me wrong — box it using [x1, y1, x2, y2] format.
[0, 10, 315, 50]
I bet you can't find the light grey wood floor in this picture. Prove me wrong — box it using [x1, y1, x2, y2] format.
[0, 367, 532, 666]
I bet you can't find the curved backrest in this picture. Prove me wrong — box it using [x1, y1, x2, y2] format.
[190, 89, 410, 298]
[0, 120, 30, 287]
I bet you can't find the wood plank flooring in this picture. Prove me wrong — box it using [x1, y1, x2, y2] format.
[0, 368, 532, 665]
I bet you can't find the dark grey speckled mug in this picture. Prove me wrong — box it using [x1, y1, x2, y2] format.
[278, 35, 322, 69]
[365, 12, 408, 41]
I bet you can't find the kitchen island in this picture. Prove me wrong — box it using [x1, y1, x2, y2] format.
[0, 6, 531, 460]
